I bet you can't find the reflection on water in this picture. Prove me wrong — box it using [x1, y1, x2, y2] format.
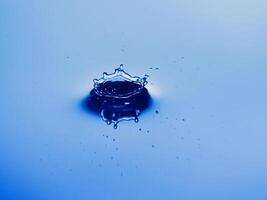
[82, 65, 151, 128]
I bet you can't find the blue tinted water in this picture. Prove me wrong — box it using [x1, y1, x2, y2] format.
[1, 0, 267, 199]
[83, 66, 151, 129]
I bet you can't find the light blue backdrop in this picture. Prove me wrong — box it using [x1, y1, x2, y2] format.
[1, 0, 267, 199]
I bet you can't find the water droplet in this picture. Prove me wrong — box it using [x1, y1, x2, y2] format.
[84, 65, 151, 128]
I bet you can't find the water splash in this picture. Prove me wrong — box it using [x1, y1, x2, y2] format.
[84, 65, 151, 129]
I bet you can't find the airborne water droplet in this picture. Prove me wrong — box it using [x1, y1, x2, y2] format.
[114, 124, 118, 129]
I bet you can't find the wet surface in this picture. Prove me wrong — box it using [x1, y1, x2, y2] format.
[1, 0, 267, 199]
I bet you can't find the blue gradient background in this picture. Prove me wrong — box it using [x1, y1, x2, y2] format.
[1, 0, 267, 199]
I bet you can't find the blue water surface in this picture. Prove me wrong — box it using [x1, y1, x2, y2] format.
[1, 0, 267, 199]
